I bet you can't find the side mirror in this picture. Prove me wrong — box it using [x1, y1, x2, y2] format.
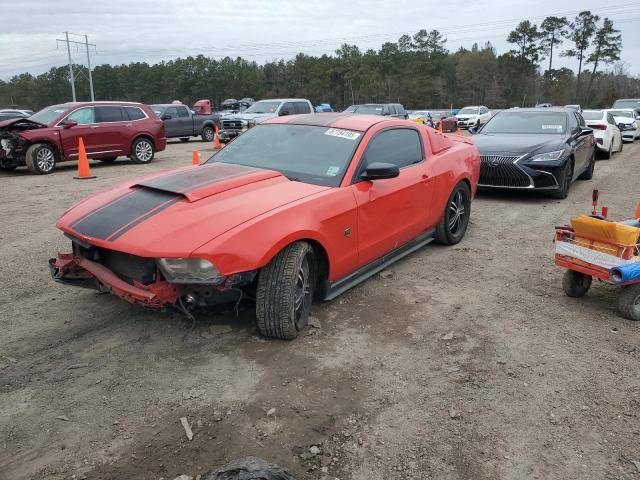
[161, 114, 172, 120]
[361, 162, 400, 181]
[469, 126, 478, 134]
[279, 110, 290, 116]
[62, 120, 77, 129]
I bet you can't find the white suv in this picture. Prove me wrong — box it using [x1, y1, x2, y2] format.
[456, 106, 492, 129]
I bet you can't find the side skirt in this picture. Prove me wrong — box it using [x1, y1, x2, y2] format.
[323, 228, 436, 301]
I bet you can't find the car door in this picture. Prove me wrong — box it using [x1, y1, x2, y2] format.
[571, 112, 590, 171]
[349, 127, 433, 267]
[176, 106, 193, 136]
[607, 113, 621, 150]
[162, 107, 180, 137]
[58, 106, 102, 159]
[93, 106, 127, 157]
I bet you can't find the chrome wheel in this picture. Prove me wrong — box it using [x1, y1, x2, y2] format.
[202, 127, 214, 142]
[37, 147, 55, 172]
[135, 140, 153, 162]
[294, 254, 311, 329]
[448, 190, 466, 234]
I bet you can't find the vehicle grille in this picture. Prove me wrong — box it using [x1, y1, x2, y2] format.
[75, 242, 158, 285]
[479, 155, 532, 188]
[222, 119, 244, 129]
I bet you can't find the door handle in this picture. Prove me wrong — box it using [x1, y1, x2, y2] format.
[90, 125, 99, 129]
[126, 124, 132, 127]
[421, 173, 432, 183]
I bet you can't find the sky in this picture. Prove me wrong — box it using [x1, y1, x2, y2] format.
[1, 0, 639, 80]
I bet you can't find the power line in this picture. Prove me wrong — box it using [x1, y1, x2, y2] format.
[55, 32, 97, 101]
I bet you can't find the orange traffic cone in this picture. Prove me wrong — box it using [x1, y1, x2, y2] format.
[192, 150, 200, 165]
[635, 201, 640, 219]
[74, 137, 95, 180]
[437, 121, 443, 133]
[456, 127, 462, 136]
[214, 127, 222, 150]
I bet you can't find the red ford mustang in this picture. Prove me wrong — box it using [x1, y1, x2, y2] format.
[50, 113, 480, 339]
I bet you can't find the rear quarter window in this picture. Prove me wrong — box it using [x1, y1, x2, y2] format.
[124, 107, 146, 121]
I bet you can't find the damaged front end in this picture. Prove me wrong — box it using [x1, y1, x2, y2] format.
[49, 238, 257, 311]
[0, 119, 43, 169]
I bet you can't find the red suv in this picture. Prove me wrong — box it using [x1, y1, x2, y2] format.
[0, 101, 166, 174]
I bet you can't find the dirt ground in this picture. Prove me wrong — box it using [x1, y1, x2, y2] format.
[1, 137, 639, 480]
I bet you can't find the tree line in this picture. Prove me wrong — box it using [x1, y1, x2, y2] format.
[1, 10, 638, 112]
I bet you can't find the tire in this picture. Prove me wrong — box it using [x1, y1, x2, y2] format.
[552, 158, 573, 199]
[129, 137, 155, 164]
[179, 137, 190, 142]
[98, 156, 117, 163]
[201, 126, 215, 142]
[618, 284, 640, 321]
[25, 143, 56, 174]
[435, 182, 471, 245]
[256, 241, 316, 340]
[578, 150, 595, 180]
[562, 270, 592, 298]
[603, 142, 612, 159]
[619, 138, 624, 152]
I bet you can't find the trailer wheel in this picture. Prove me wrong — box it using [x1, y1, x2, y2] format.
[617, 284, 640, 321]
[562, 270, 592, 298]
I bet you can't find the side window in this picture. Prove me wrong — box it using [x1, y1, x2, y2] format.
[65, 107, 95, 125]
[567, 112, 579, 133]
[124, 107, 146, 121]
[386, 105, 396, 115]
[95, 106, 124, 123]
[360, 128, 423, 174]
[177, 106, 190, 118]
[396, 105, 406, 115]
[280, 102, 295, 116]
[294, 102, 312, 114]
[165, 107, 179, 119]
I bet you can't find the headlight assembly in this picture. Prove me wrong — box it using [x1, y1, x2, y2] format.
[157, 258, 225, 284]
[529, 150, 566, 162]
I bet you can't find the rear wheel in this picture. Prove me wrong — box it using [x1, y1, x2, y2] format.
[25, 143, 56, 174]
[435, 182, 471, 245]
[603, 142, 612, 159]
[578, 150, 595, 180]
[618, 284, 640, 321]
[552, 159, 573, 199]
[129, 137, 155, 164]
[256, 241, 316, 340]
[201, 126, 215, 142]
[562, 270, 592, 298]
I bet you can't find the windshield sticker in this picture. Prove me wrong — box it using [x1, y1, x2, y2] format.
[326, 166, 341, 176]
[324, 128, 361, 140]
[542, 125, 563, 131]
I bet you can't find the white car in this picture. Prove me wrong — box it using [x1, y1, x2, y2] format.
[456, 106, 492, 129]
[582, 110, 623, 158]
[606, 108, 640, 142]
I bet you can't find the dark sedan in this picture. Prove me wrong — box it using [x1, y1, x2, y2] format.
[470, 108, 596, 199]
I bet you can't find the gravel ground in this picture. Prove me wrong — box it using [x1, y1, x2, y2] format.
[1, 137, 639, 480]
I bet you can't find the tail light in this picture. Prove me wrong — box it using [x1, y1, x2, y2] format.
[590, 124, 607, 130]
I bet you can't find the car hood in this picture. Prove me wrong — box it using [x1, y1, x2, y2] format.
[0, 117, 44, 131]
[57, 163, 330, 257]
[471, 133, 567, 155]
[225, 112, 276, 122]
[611, 116, 636, 125]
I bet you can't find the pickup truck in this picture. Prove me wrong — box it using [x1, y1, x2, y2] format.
[219, 98, 313, 142]
[151, 104, 221, 142]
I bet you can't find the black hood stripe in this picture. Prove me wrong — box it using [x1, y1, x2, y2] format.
[106, 196, 182, 241]
[71, 188, 181, 240]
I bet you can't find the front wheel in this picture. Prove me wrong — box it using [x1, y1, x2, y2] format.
[435, 182, 471, 245]
[552, 159, 573, 199]
[129, 137, 155, 164]
[25, 143, 56, 174]
[256, 241, 316, 340]
[618, 284, 640, 321]
[578, 150, 595, 180]
[603, 142, 612, 160]
[562, 270, 592, 298]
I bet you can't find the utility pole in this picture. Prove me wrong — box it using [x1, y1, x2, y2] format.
[64, 32, 76, 102]
[56, 32, 96, 102]
[85, 35, 94, 101]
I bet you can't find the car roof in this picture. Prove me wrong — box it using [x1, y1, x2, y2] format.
[47, 101, 145, 108]
[256, 98, 310, 102]
[503, 107, 571, 113]
[263, 112, 401, 131]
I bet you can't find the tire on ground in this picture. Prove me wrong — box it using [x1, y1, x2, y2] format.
[435, 181, 471, 245]
[617, 284, 640, 321]
[201, 126, 215, 142]
[25, 143, 56, 174]
[129, 137, 155, 164]
[256, 241, 316, 340]
[562, 270, 592, 298]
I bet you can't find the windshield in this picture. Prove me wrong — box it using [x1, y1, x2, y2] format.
[353, 105, 384, 115]
[582, 111, 603, 120]
[244, 101, 281, 114]
[481, 112, 567, 134]
[458, 107, 479, 115]
[613, 100, 640, 109]
[150, 105, 166, 117]
[344, 105, 357, 112]
[207, 124, 362, 187]
[29, 105, 68, 125]
[609, 110, 634, 118]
